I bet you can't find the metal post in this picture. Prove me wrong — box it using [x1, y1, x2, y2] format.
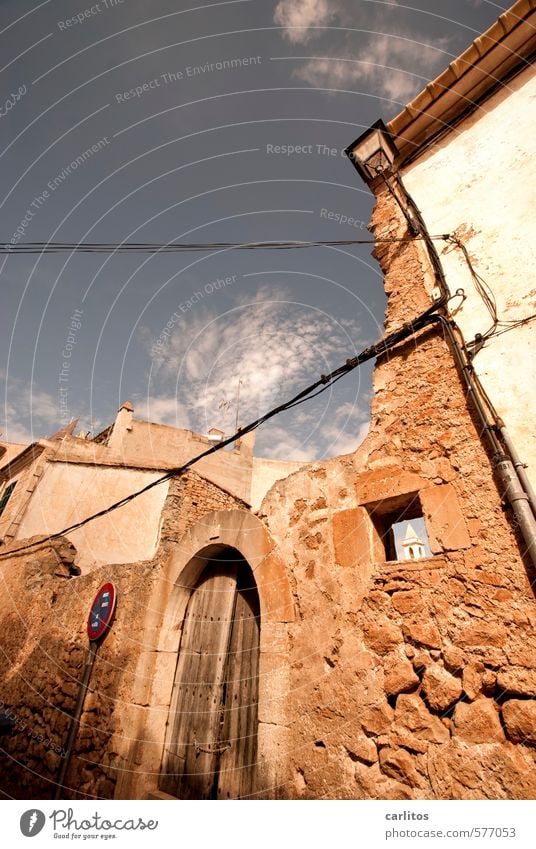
[54, 640, 98, 799]
[235, 378, 242, 432]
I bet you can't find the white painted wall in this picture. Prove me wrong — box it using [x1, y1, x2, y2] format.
[402, 67, 536, 488]
[16, 462, 169, 572]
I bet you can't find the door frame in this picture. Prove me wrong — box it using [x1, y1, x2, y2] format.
[114, 509, 294, 800]
[160, 552, 260, 799]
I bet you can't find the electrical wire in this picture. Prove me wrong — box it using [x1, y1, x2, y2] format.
[0, 302, 443, 560]
[483, 313, 536, 340]
[448, 235, 498, 334]
[0, 235, 451, 254]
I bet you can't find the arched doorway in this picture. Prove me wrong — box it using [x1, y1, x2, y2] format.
[159, 548, 260, 799]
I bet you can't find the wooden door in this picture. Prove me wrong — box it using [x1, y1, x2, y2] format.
[160, 553, 260, 799]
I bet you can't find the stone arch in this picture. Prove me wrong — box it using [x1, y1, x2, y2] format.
[155, 509, 294, 654]
[116, 509, 294, 799]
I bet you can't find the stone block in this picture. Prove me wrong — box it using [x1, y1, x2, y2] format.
[452, 699, 504, 744]
[344, 735, 378, 765]
[394, 693, 450, 743]
[502, 700, 536, 745]
[422, 664, 463, 711]
[379, 747, 420, 787]
[356, 468, 426, 506]
[497, 668, 536, 697]
[443, 645, 465, 674]
[420, 484, 471, 553]
[332, 507, 371, 568]
[363, 619, 403, 655]
[402, 619, 442, 649]
[360, 701, 394, 736]
[391, 590, 421, 614]
[255, 552, 295, 623]
[384, 657, 420, 697]
[457, 622, 506, 648]
[258, 652, 291, 726]
[462, 662, 485, 701]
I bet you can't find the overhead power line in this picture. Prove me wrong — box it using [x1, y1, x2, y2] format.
[1, 235, 451, 255]
[0, 300, 444, 560]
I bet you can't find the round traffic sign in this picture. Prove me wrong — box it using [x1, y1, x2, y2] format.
[87, 582, 116, 641]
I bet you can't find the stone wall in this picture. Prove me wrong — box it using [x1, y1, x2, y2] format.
[1, 184, 535, 800]
[0, 470, 244, 799]
[256, 184, 536, 799]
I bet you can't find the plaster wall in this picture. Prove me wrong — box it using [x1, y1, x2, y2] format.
[251, 456, 307, 512]
[15, 462, 169, 572]
[400, 66, 536, 488]
[107, 418, 254, 503]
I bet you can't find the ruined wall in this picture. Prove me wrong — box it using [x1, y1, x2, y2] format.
[0, 471, 244, 800]
[256, 184, 536, 799]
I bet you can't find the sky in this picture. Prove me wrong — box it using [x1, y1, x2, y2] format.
[0, 0, 507, 459]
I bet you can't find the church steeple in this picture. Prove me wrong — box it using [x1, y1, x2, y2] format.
[402, 523, 426, 560]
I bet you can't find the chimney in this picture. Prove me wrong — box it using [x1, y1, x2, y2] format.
[108, 401, 134, 452]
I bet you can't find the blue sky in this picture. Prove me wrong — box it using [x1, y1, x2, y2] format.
[0, 0, 505, 458]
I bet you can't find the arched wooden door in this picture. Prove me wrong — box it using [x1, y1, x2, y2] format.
[159, 550, 260, 799]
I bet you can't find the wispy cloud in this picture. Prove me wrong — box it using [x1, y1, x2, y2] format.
[274, 0, 337, 44]
[294, 34, 449, 102]
[274, 0, 450, 103]
[143, 285, 369, 459]
[1, 371, 59, 444]
[0, 371, 103, 444]
[134, 393, 191, 430]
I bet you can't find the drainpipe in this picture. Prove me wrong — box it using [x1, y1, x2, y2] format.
[429, 315, 536, 570]
[497, 423, 536, 520]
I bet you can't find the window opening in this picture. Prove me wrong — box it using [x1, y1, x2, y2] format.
[0, 481, 17, 517]
[367, 492, 431, 561]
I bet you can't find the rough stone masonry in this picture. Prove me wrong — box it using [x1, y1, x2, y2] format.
[0, 185, 535, 800]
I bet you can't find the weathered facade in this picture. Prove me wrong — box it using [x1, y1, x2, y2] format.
[1, 0, 535, 801]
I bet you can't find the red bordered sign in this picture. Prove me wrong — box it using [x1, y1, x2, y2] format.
[87, 582, 116, 641]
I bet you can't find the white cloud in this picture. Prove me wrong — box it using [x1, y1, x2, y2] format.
[144, 285, 366, 457]
[0, 373, 103, 444]
[134, 393, 191, 430]
[1, 374, 60, 445]
[274, 0, 337, 44]
[295, 34, 449, 102]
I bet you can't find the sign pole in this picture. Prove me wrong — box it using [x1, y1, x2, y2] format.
[54, 640, 98, 798]
[54, 583, 116, 800]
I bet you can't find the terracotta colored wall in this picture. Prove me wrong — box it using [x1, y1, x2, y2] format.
[1, 187, 535, 800]
[254, 185, 536, 799]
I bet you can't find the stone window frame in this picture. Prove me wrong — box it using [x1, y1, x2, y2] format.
[365, 490, 430, 563]
[347, 469, 471, 567]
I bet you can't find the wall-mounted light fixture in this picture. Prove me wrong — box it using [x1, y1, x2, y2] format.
[344, 119, 398, 183]
[345, 119, 419, 235]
